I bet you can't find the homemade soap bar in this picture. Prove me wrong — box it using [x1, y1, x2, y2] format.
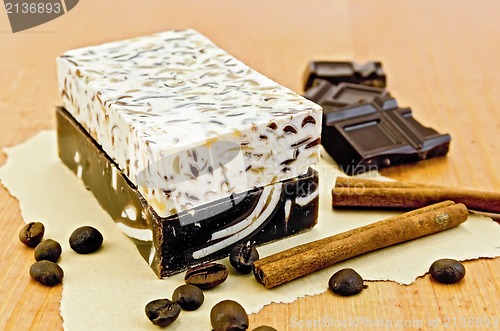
[57, 107, 319, 277]
[305, 80, 451, 175]
[303, 61, 386, 91]
[57, 29, 322, 218]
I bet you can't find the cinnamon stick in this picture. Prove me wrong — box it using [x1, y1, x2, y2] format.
[253, 201, 468, 289]
[334, 176, 433, 189]
[254, 200, 455, 266]
[332, 177, 500, 214]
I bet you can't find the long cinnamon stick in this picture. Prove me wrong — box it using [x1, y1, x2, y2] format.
[332, 177, 500, 222]
[332, 177, 500, 213]
[254, 200, 455, 266]
[253, 202, 468, 288]
[334, 177, 433, 189]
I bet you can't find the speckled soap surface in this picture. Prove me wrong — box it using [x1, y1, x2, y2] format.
[57, 29, 322, 217]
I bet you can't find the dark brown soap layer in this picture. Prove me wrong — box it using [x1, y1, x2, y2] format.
[56, 107, 319, 277]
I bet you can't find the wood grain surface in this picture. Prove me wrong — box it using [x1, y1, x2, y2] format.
[1, 0, 499, 330]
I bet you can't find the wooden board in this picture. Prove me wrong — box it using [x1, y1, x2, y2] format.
[1, 0, 499, 329]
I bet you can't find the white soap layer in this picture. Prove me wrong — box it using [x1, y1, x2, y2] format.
[57, 29, 322, 217]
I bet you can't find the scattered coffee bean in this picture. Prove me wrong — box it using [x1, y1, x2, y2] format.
[429, 258, 466, 284]
[172, 284, 204, 311]
[210, 300, 249, 331]
[230, 243, 259, 274]
[185, 262, 228, 290]
[252, 326, 277, 331]
[29, 260, 64, 286]
[19, 221, 45, 247]
[145, 299, 181, 327]
[34, 239, 62, 262]
[328, 268, 365, 296]
[69, 226, 103, 254]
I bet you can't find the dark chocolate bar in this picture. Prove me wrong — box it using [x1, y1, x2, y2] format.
[303, 61, 386, 91]
[56, 107, 319, 277]
[304, 80, 451, 175]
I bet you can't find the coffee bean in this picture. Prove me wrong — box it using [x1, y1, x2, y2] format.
[34, 239, 62, 262]
[185, 262, 228, 290]
[19, 221, 45, 247]
[145, 299, 181, 327]
[69, 226, 103, 254]
[230, 243, 259, 274]
[29, 260, 64, 286]
[172, 284, 204, 311]
[328, 268, 365, 296]
[429, 258, 466, 284]
[252, 326, 277, 331]
[210, 300, 248, 331]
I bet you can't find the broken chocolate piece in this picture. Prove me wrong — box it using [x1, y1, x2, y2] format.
[303, 61, 386, 91]
[304, 80, 451, 175]
[56, 107, 319, 277]
[305, 80, 391, 125]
